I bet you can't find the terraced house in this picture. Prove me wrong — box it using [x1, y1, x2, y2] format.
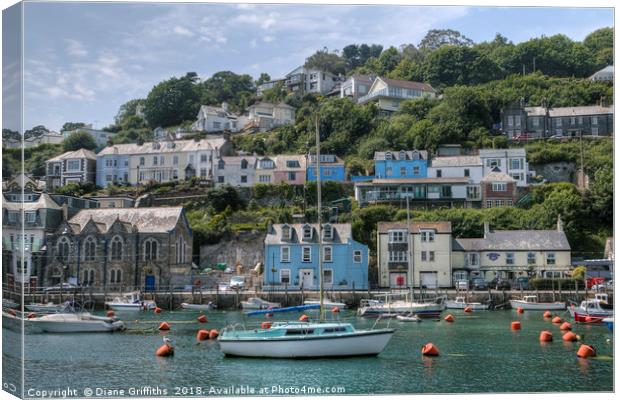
[45, 148, 97, 190]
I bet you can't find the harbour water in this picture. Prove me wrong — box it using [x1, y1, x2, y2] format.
[3, 309, 613, 396]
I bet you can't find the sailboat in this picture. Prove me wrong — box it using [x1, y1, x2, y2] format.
[218, 115, 394, 358]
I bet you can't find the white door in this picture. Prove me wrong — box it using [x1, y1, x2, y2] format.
[389, 272, 408, 288]
[300, 269, 313, 289]
[420, 272, 438, 289]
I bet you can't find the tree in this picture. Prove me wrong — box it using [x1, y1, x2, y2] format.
[63, 131, 97, 151]
[199, 71, 255, 111]
[583, 27, 613, 54]
[115, 99, 146, 125]
[377, 47, 402, 75]
[144, 72, 201, 128]
[304, 47, 346, 75]
[422, 45, 502, 87]
[2, 128, 20, 141]
[588, 167, 613, 221]
[23, 125, 49, 139]
[256, 73, 271, 86]
[61, 122, 86, 132]
[341, 43, 383, 71]
[418, 29, 474, 51]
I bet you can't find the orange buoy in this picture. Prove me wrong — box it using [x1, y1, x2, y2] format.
[196, 329, 209, 341]
[197, 315, 207, 323]
[562, 331, 578, 342]
[7, 309, 16, 316]
[208, 329, 219, 340]
[106, 310, 115, 317]
[444, 314, 455, 322]
[552, 316, 563, 324]
[331, 307, 340, 313]
[155, 344, 174, 357]
[266, 313, 273, 318]
[154, 307, 162, 314]
[158, 322, 170, 331]
[511, 321, 521, 330]
[260, 321, 272, 329]
[577, 344, 596, 358]
[516, 307, 524, 314]
[421, 343, 439, 356]
[560, 322, 572, 331]
[539, 330, 553, 342]
[27, 312, 37, 319]
[543, 311, 552, 319]
[464, 306, 473, 313]
[299, 314, 309, 322]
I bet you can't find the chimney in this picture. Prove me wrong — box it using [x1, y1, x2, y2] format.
[557, 214, 564, 232]
[221, 102, 229, 112]
[483, 221, 490, 238]
[267, 220, 273, 233]
[62, 203, 69, 221]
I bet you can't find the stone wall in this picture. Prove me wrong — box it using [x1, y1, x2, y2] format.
[199, 231, 265, 272]
[530, 162, 576, 183]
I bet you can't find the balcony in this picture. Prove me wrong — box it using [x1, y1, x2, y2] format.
[358, 87, 426, 104]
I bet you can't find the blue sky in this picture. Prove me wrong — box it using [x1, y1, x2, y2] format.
[3, 2, 614, 132]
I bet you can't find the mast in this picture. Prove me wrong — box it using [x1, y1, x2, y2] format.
[315, 114, 324, 321]
[406, 196, 413, 305]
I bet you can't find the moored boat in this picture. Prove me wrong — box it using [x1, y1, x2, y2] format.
[240, 297, 280, 310]
[509, 295, 565, 311]
[105, 291, 156, 311]
[181, 302, 215, 311]
[303, 298, 346, 309]
[25, 302, 69, 313]
[569, 294, 613, 323]
[2, 298, 19, 310]
[358, 294, 445, 318]
[396, 313, 422, 322]
[27, 313, 125, 333]
[602, 317, 613, 331]
[446, 296, 489, 310]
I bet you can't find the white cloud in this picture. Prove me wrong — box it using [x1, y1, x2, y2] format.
[263, 36, 274, 43]
[173, 25, 194, 37]
[249, 38, 257, 48]
[65, 39, 88, 57]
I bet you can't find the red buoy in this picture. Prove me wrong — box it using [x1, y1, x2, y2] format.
[560, 322, 572, 331]
[543, 311, 552, 319]
[463, 306, 473, 313]
[562, 331, 577, 342]
[266, 313, 273, 318]
[158, 322, 170, 331]
[27, 312, 37, 319]
[539, 330, 553, 342]
[552, 316, 563, 324]
[331, 307, 340, 313]
[511, 321, 521, 330]
[516, 307, 524, 314]
[197, 315, 207, 323]
[260, 321, 272, 329]
[196, 329, 209, 341]
[106, 310, 115, 317]
[577, 344, 596, 358]
[154, 307, 162, 314]
[156, 344, 174, 357]
[7, 309, 16, 316]
[421, 343, 439, 356]
[444, 314, 455, 322]
[208, 329, 219, 340]
[299, 314, 309, 322]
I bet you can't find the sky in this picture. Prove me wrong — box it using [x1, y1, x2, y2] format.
[2, 1, 614, 133]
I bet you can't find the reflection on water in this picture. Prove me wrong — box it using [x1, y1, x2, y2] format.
[2, 309, 614, 396]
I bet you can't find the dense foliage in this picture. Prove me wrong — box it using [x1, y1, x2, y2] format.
[63, 131, 98, 152]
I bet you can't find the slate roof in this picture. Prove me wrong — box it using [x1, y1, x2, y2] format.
[455, 230, 571, 251]
[481, 169, 515, 182]
[374, 150, 428, 161]
[377, 221, 452, 234]
[430, 155, 481, 167]
[97, 137, 228, 156]
[68, 207, 183, 234]
[274, 155, 306, 171]
[219, 156, 258, 167]
[3, 193, 62, 211]
[355, 177, 470, 186]
[524, 105, 614, 117]
[266, 223, 352, 244]
[47, 148, 97, 162]
[379, 77, 436, 93]
[479, 148, 526, 158]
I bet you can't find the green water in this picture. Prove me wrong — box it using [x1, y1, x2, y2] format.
[3, 309, 614, 396]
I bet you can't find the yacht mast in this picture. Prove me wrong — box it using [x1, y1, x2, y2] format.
[407, 196, 413, 304]
[315, 114, 324, 321]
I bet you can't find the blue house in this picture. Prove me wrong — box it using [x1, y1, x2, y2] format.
[96, 148, 131, 187]
[306, 154, 346, 182]
[264, 223, 368, 290]
[374, 150, 428, 179]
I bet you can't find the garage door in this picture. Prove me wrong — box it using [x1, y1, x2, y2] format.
[420, 272, 438, 289]
[389, 272, 408, 288]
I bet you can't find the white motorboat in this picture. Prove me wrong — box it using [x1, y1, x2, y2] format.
[2, 298, 19, 310]
[105, 292, 156, 311]
[25, 302, 69, 313]
[396, 313, 422, 322]
[446, 296, 489, 310]
[358, 293, 446, 318]
[181, 302, 215, 311]
[569, 294, 613, 323]
[28, 313, 125, 333]
[240, 297, 281, 310]
[509, 295, 565, 311]
[304, 299, 347, 309]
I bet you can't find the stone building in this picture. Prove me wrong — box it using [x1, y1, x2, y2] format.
[44, 207, 193, 290]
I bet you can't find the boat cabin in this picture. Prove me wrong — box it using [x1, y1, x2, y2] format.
[522, 296, 539, 303]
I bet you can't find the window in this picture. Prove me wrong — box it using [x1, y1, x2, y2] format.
[302, 246, 312, 262]
[510, 158, 522, 170]
[436, 169, 442, 178]
[429, 251, 435, 262]
[486, 200, 493, 208]
[106, 175, 112, 182]
[385, 152, 393, 160]
[110, 236, 123, 261]
[83, 237, 96, 262]
[200, 168, 207, 177]
[386, 167, 392, 177]
[153, 156, 158, 166]
[400, 166, 407, 176]
[302, 225, 313, 240]
[388, 230, 407, 243]
[467, 253, 479, 266]
[323, 246, 333, 262]
[173, 156, 179, 166]
[240, 159, 248, 169]
[578, 117, 583, 124]
[353, 250, 362, 263]
[592, 116, 598, 125]
[259, 175, 271, 183]
[288, 172, 296, 181]
[200, 153, 208, 163]
[421, 251, 427, 261]
[286, 160, 300, 168]
[213, 121, 221, 130]
[527, 252, 536, 264]
[240, 175, 247, 183]
[495, 200, 504, 207]
[464, 169, 470, 177]
[323, 269, 333, 285]
[413, 166, 420, 175]
[506, 253, 514, 265]
[533, 117, 540, 127]
[160, 156, 164, 165]
[570, 117, 576, 125]
[139, 157, 145, 166]
[217, 176, 224, 183]
[486, 159, 501, 168]
[556, 118, 562, 127]
[280, 246, 291, 262]
[67, 160, 81, 171]
[421, 230, 435, 242]
[281, 225, 291, 240]
[324, 169, 332, 177]
[172, 170, 178, 180]
[323, 224, 333, 240]
[592, 127, 599, 136]
[515, 117, 521, 127]
[507, 115, 514, 126]
[144, 238, 158, 261]
[105, 159, 114, 167]
[218, 160, 225, 170]
[466, 185, 480, 199]
[492, 182, 507, 192]
[546, 252, 556, 265]
[280, 269, 291, 284]
[25, 212, 36, 223]
[82, 269, 95, 286]
[389, 251, 407, 262]
[110, 268, 122, 284]
[511, 173, 522, 181]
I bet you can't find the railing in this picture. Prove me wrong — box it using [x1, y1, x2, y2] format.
[358, 87, 426, 104]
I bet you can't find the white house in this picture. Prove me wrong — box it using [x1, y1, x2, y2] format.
[340, 74, 374, 102]
[191, 103, 239, 133]
[358, 77, 436, 113]
[214, 156, 258, 187]
[242, 102, 296, 132]
[284, 66, 342, 95]
[479, 148, 529, 187]
[589, 65, 613, 82]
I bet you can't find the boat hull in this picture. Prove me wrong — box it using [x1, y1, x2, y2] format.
[570, 310, 613, 323]
[25, 304, 66, 313]
[445, 301, 489, 310]
[181, 303, 213, 311]
[509, 300, 566, 310]
[358, 303, 445, 318]
[219, 329, 394, 358]
[105, 301, 156, 311]
[602, 318, 613, 331]
[303, 300, 347, 309]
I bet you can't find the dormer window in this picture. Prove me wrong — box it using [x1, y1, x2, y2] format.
[385, 152, 393, 160]
[281, 225, 291, 241]
[323, 224, 334, 240]
[411, 150, 421, 160]
[399, 150, 407, 160]
[302, 224, 313, 241]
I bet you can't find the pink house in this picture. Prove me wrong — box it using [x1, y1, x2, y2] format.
[273, 155, 307, 185]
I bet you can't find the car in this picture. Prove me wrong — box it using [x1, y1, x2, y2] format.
[471, 278, 488, 290]
[218, 283, 230, 292]
[455, 280, 469, 290]
[229, 276, 246, 290]
[586, 277, 605, 289]
[516, 277, 530, 290]
[43, 283, 77, 293]
[491, 278, 511, 290]
[592, 279, 613, 291]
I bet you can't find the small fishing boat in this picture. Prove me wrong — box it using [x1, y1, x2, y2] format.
[304, 298, 347, 309]
[28, 313, 125, 333]
[446, 296, 489, 310]
[509, 295, 565, 311]
[602, 317, 613, 331]
[358, 293, 445, 318]
[396, 313, 422, 322]
[181, 302, 215, 311]
[25, 302, 69, 313]
[569, 294, 613, 323]
[240, 297, 281, 310]
[105, 291, 156, 311]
